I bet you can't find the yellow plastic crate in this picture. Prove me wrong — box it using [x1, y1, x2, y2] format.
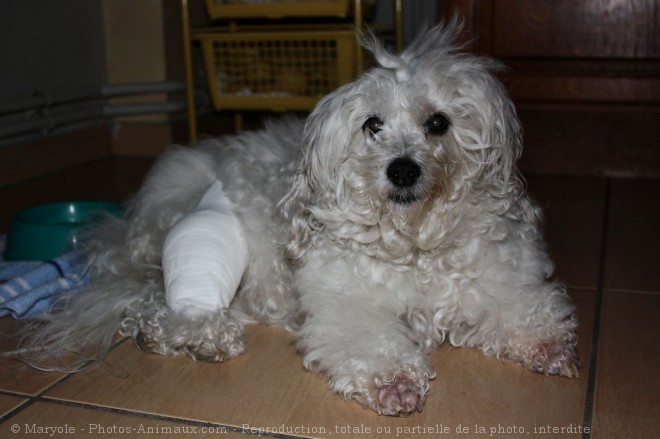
[205, 0, 353, 19]
[197, 29, 357, 111]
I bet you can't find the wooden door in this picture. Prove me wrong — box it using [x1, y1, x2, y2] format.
[442, 0, 660, 177]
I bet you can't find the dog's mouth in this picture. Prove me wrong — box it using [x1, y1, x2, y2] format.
[388, 192, 419, 205]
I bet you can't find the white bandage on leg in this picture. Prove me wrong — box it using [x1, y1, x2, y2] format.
[163, 180, 247, 318]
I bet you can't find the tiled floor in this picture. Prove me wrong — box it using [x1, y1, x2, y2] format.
[1, 158, 658, 438]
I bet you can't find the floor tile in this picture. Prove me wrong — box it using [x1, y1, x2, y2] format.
[45, 326, 315, 425]
[591, 291, 660, 438]
[592, 413, 660, 439]
[604, 178, 660, 292]
[45, 291, 594, 439]
[525, 174, 607, 290]
[0, 394, 27, 418]
[0, 401, 249, 438]
[0, 317, 66, 395]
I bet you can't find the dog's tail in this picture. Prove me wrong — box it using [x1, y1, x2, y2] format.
[7, 216, 160, 373]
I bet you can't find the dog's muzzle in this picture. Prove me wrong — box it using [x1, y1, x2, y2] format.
[386, 157, 422, 204]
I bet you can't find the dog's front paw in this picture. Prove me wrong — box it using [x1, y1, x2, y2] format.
[369, 368, 430, 416]
[525, 340, 580, 378]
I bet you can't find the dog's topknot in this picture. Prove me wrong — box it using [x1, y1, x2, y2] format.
[359, 18, 464, 82]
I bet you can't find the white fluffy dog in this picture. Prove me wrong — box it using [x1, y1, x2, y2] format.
[18, 23, 579, 416]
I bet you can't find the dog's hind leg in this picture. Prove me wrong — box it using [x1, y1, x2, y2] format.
[117, 147, 249, 362]
[122, 145, 222, 265]
[16, 146, 247, 370]
[123, 291, 246, 363]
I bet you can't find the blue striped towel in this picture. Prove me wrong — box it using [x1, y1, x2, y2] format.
[0, 236, 91, 319]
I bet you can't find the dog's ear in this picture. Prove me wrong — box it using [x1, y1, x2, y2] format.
[282, 169, 313, 266]
[451, 72, 523, 194]
[486, 87, 524, 188]
[300, 86, 356, 196]
[282, 84, 356, 265]
[444, 66, 541, 224]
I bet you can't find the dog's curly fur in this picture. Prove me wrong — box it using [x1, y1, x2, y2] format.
[14, 22, 579, 416]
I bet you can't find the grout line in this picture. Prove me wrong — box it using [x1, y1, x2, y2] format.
[581, 178, 611, 439]
[0, 335, 132, 426]
[0, 372, 76, 424]
[2, 335, 307, 439]
[601, 287, 660, 296]
[0, 389, 36, 399]
[0, 395, 31, 423]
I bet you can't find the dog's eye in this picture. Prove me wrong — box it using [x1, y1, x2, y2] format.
[425, 113, 450, 136]
[362, 116, 384, 136]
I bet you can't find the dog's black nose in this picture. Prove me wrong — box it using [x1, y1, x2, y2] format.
[386, 157, 421, 187]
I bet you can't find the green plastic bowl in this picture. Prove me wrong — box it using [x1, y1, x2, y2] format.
[4, 201, 123, 261]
